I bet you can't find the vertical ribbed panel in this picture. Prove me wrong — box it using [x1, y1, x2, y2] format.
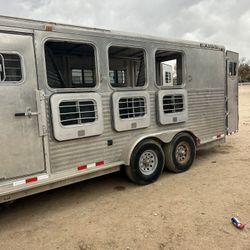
[47, 89, 225, 172]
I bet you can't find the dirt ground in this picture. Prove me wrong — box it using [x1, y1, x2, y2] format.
[0, 86, 250, 250]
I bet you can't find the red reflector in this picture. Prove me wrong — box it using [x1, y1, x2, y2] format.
[26, 177, 38, 183]
[96, 161, 104, 166]
[78, 165, 87, 171]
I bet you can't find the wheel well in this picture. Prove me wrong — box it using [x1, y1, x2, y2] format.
[143, 137, 164, 146]
[173, 131, 198, 146]
[124, 132, 199, 166]
[139, 132, 198, 147]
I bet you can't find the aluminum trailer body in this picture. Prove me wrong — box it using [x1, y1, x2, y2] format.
[0, 16, 238, 203]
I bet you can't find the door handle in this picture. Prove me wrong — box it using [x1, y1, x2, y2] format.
[15, 112, 26, 117]
[15, 107, 39, 118]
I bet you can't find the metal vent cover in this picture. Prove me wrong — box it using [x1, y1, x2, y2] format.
[158, 89, 188, 125]
[50, 93, 103, 141]
[112, 91, 150, 131]
[59, 100, 97, 126]
[119, 97, 146, 119]
[163, 95, 184, 114]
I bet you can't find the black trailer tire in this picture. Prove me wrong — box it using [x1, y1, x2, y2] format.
[164, 133, 196, 173]
[126, 139, 165, 185]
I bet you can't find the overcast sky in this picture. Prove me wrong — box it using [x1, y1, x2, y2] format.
[0, 0, 249, 60]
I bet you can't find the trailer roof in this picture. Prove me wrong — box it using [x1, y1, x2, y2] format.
[0, 15, 225, 51]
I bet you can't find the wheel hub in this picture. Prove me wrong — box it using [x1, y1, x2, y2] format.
[139, 150, 158, 175]
[175, 142, 190, 165]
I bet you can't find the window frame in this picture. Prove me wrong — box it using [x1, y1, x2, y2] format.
[43, 38, 99, 92]
[107, 43, 148, 90]
[154, 48, 186, 89]
[0, 51, 25, 86]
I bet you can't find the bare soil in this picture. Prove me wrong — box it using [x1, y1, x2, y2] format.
[0, 86, 250, 250]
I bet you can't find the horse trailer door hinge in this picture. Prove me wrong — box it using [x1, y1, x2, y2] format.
[36, 90, 48, 136]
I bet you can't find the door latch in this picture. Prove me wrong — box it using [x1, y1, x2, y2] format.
[15, 107, 39, 118]
[26, 107, 39, 118]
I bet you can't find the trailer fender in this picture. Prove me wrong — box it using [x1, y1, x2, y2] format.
[121, 129, 197, 166]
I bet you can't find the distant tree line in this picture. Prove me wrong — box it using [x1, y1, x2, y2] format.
[238, 57, 250, 82]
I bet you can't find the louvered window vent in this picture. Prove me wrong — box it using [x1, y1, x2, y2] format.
[59, 100, 97, 126]
[119, 97, 146, 119]
[163, 95, 184, 114]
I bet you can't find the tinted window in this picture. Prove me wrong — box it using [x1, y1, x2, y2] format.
[108, 46, 146, 88]
[45, 41, 96, 88]
[229, 62, 237, 76]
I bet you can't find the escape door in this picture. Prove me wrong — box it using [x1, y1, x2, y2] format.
[0, 32, 45, 180]
[226, 51, 239, 134]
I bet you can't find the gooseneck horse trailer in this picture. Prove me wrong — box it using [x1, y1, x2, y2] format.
[0, 16, 238, 204]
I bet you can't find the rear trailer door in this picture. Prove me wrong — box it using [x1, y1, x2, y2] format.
[226, 51, 239, 134]
[0, 32, 45, 180]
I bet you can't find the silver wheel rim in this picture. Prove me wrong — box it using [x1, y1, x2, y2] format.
[175, 141, 190, 165]
[139, 150, 158, 175]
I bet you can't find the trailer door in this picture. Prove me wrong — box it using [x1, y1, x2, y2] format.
[0, 32, 45, 180]
[226, 51, 239, 134]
